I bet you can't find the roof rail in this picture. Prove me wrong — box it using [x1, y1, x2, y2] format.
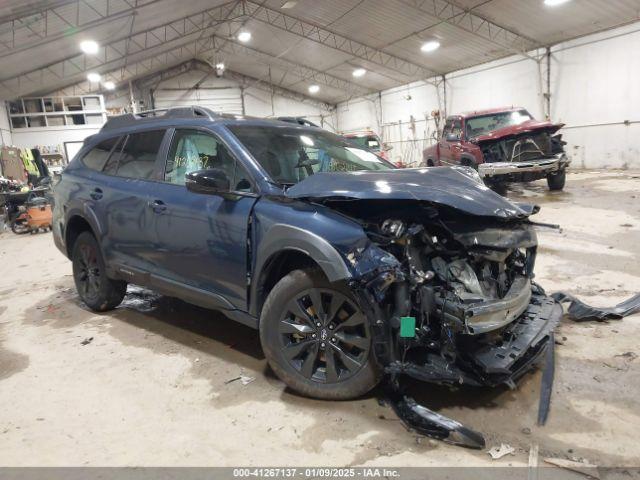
[102, 106, 219, 131]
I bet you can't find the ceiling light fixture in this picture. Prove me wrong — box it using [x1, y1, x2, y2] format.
[216, 62, 225, 70]
[237, 31, 251, 42]
[352, 68, 366, 77]
[544, 0, 571, 5]
[87, 72, 101, 82]
[80, 39, 99, 54]
[308, 85, 320, 94]
[420, 40, 440, 52]
[103, 81, 115, 90]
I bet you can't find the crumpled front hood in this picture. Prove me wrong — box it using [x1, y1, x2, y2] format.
[473, 119, 564, 143]
[285, 167, 532, 219]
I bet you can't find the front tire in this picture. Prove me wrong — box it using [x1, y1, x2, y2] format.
[72, 231, 126, 311]
[547, 169, 566, 191]
[260, 269, 381, 399]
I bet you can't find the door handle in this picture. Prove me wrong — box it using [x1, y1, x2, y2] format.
[90, 188, 103, 201]
[148, 199, 167, 214]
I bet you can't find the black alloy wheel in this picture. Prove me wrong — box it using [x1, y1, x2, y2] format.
[71, 232, 126, 311]
[75, 242, 102, 302]
[278, 287, 370, 384]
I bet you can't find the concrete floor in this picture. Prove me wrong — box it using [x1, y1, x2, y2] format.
[0, 170, 639, 467]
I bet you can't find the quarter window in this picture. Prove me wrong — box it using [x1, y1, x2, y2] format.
[111, 130, 165, 180]
[81, 136, 121, 171]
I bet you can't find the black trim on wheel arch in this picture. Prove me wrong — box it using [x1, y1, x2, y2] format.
[251, 224, 352, 315]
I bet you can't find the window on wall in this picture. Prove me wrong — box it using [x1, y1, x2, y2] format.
[165, 129, 252, 192]
[109, 130, 165, 180]
[81, 136, 122, 171]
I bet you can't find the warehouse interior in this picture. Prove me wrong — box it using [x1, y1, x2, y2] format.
[1, 0, 639, 474]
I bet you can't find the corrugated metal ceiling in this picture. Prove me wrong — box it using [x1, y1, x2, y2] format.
[0, 0, 638, 103]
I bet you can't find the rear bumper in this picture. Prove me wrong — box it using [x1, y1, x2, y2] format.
[478, 153, 569, 178]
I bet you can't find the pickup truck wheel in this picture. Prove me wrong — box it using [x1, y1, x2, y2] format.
[260, 269, 381, 399]
[72, 232, 126, 312]
[547, 169, 566, 191]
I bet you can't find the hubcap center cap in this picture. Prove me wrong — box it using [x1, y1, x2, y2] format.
[320, 329, 328, 341]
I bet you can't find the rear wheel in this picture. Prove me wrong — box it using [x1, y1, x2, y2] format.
[72, 231, 126, 311]
[547, 168, 566, 191]
[260, 269, 381, 399]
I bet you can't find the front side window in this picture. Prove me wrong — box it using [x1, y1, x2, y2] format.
[443, 118, 462, 140]
[112, 130, 165, 180]
[165, 129, 251, 192]
[82, 136, 121, 171]
[227, 125, 393, 185]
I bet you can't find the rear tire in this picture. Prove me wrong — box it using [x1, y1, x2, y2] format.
[72, 231, 126, 311]
[547, 169, 566, 191]
[259, 269, 381, 400]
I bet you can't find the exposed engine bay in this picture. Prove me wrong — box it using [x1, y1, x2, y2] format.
[326, 199, 562, 389]
[479, 129, 565, 164]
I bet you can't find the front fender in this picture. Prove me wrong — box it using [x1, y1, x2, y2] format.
[254, 224, 352, 284]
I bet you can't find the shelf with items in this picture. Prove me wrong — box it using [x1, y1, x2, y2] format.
[36, 145, 67, 174]
[7, 95, 107, 129]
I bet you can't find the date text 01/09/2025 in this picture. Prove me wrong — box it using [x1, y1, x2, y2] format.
[232, 468, 400, 478]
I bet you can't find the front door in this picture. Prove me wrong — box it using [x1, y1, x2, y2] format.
[148, 128, 257, 310]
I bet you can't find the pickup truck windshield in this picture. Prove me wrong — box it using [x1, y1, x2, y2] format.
[466, 110, 533, 138]
[228, 125, 393, 185]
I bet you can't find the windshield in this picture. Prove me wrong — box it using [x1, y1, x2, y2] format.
[465, 109, 533, 138]
[228, 125, 393, 185]
[347, 135, 381, 151]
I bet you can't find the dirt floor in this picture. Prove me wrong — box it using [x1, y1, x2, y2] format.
[0, 170, 639, 468]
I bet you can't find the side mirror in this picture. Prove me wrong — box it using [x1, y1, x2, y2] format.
[445, 133, 461, 142]
[185, 168, 230, 194]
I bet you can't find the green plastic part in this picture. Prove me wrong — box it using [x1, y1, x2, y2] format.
[400, 316, 416, 338]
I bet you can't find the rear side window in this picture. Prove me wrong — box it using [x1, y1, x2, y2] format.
[81, 137, 121, 171]
[111, 130, 165, 180]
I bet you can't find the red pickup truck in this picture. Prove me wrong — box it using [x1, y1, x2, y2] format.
[422, 107, 570, 190]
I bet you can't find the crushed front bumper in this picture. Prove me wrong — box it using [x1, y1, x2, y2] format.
[478, 153, 569, 178]
[386, 292, 562, 387]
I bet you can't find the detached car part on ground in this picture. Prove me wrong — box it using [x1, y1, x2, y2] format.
[53, 107, 562, 446]
[423, 107, 570, 190]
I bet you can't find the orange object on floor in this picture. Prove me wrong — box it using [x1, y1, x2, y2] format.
[26, 204, 52, 230]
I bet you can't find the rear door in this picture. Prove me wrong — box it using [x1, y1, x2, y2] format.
[148, 127, 258, 310]
[100, 129, 168, 273]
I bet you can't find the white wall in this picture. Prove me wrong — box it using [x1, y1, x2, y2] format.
[11, 125, 101, 161]
[337, 81, 443, 166]
[337, 21, 640, 169]
[0, 101, 12, 146]
[551, 23, 640, 169]
[152, 70, 337, 130]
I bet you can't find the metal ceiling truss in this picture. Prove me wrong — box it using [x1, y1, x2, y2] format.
[0, 0, 243, 96]
[0, 0, 163, 57]
[241, 1, 440, 81]
[101, 59, 334, 110]
[401, 0, 540, 59]
[43, 35, 367, 101]
[209, 37, 371, 98]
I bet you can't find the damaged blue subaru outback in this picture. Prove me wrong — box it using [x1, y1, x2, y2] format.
[53, 106, 561, 404]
